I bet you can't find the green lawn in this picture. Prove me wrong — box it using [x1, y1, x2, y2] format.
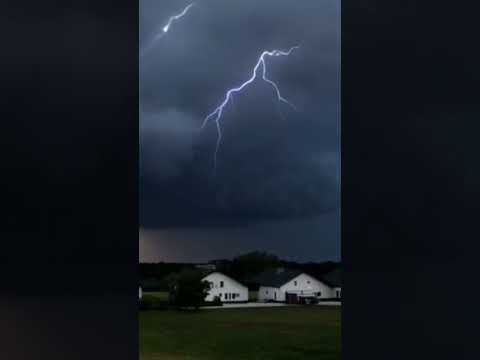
[140, 306, 341, 360]
[144, 291, 169, 301]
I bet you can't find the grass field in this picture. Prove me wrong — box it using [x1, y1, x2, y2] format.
[140, 306, 341, 360]
[144, 291, 169, 301]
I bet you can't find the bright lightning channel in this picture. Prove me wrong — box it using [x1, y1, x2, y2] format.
[140, 3, 195, 58]
[200, 46, 300, 174]
[162, 2, 195, 33]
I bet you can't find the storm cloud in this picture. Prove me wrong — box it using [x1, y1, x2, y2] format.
[140, 0, 340, 260]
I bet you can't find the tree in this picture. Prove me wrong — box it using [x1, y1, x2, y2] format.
[167, 269, 210, 309]
[230, 251, 280, 280]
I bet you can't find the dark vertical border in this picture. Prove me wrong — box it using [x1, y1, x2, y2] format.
[1, 1, 138, 359]
[342, 1, 479, 359]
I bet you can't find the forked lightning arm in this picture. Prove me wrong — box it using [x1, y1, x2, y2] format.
[200, 46, 300, 173]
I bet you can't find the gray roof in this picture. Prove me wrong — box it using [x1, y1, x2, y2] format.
[319, 268, 341, 288]
[253, 268, 303, 288]
[202, 271, 248, 288]
[254, 267, 341, 288]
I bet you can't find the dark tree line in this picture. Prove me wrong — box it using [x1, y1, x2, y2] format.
[140, 251, 340, 291]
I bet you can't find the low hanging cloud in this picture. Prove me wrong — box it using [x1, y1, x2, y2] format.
[140, 104, 340, 228]
[140, 109, 198, 181]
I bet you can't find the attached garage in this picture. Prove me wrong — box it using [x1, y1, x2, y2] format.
[256, 268, 337, 303]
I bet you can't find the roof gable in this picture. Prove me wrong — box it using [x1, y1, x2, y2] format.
[202, 271, 247, 288]
[254, 268, 303, 288]
[319, 267, 341, 287]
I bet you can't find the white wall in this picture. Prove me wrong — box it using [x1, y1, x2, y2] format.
[281, 273, 334, 299]
[139, 286, 142, 300]
[258, 286, 280, 302]
[203, 272, 248, 302]
[259, 273, 335, 302]
[334, 287, 341, 299]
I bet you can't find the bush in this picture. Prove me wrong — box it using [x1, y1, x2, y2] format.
[212, 296, 222, 305]
[139, 295, 169, 311]
[202, 296, 222, 307]
[168, 269, 210, 309]
[200, 302, 222, 307]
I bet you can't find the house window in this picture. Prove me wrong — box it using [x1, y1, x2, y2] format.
[220, 281, 224, 288]
[294, 281, 297, 286]
[219, 293, 222, 299]
[307, 280, 310, 284]
[232, 293, 236, 299]
[336, 290, 341, 298]
[317, 292, 321, 297]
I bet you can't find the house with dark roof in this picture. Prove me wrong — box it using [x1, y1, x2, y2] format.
[256, 268, 340, 303]
[320, 267, 341, 299]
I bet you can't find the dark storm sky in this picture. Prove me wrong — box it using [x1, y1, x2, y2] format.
[139, 0, 340, 263]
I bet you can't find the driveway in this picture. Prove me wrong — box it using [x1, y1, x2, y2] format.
[200, 301, 341, 309]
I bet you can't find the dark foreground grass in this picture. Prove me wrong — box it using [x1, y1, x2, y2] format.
[140, 306, 340, 360]
[144, 291, 169, 301]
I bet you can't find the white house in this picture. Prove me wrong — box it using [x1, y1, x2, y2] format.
[257, 268, 339, 303]
[322, 267, 342, 300]
[202, 272, 248, 303]
[139, 286, 143, 300]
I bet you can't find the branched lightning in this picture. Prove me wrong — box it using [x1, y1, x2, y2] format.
[200, 46, 300, 174]
[140, 3, 195, 58]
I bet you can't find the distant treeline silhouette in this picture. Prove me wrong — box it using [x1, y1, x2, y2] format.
[140, 251, 340, 291]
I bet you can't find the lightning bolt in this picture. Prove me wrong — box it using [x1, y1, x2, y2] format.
[140, 3, 195, 58]
[200, 46, 300, 174]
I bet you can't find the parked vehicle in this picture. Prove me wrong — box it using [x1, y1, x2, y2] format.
[299, 296, 319, 305]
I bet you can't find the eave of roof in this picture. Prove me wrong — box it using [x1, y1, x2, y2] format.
[202, 271, 248, 288]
